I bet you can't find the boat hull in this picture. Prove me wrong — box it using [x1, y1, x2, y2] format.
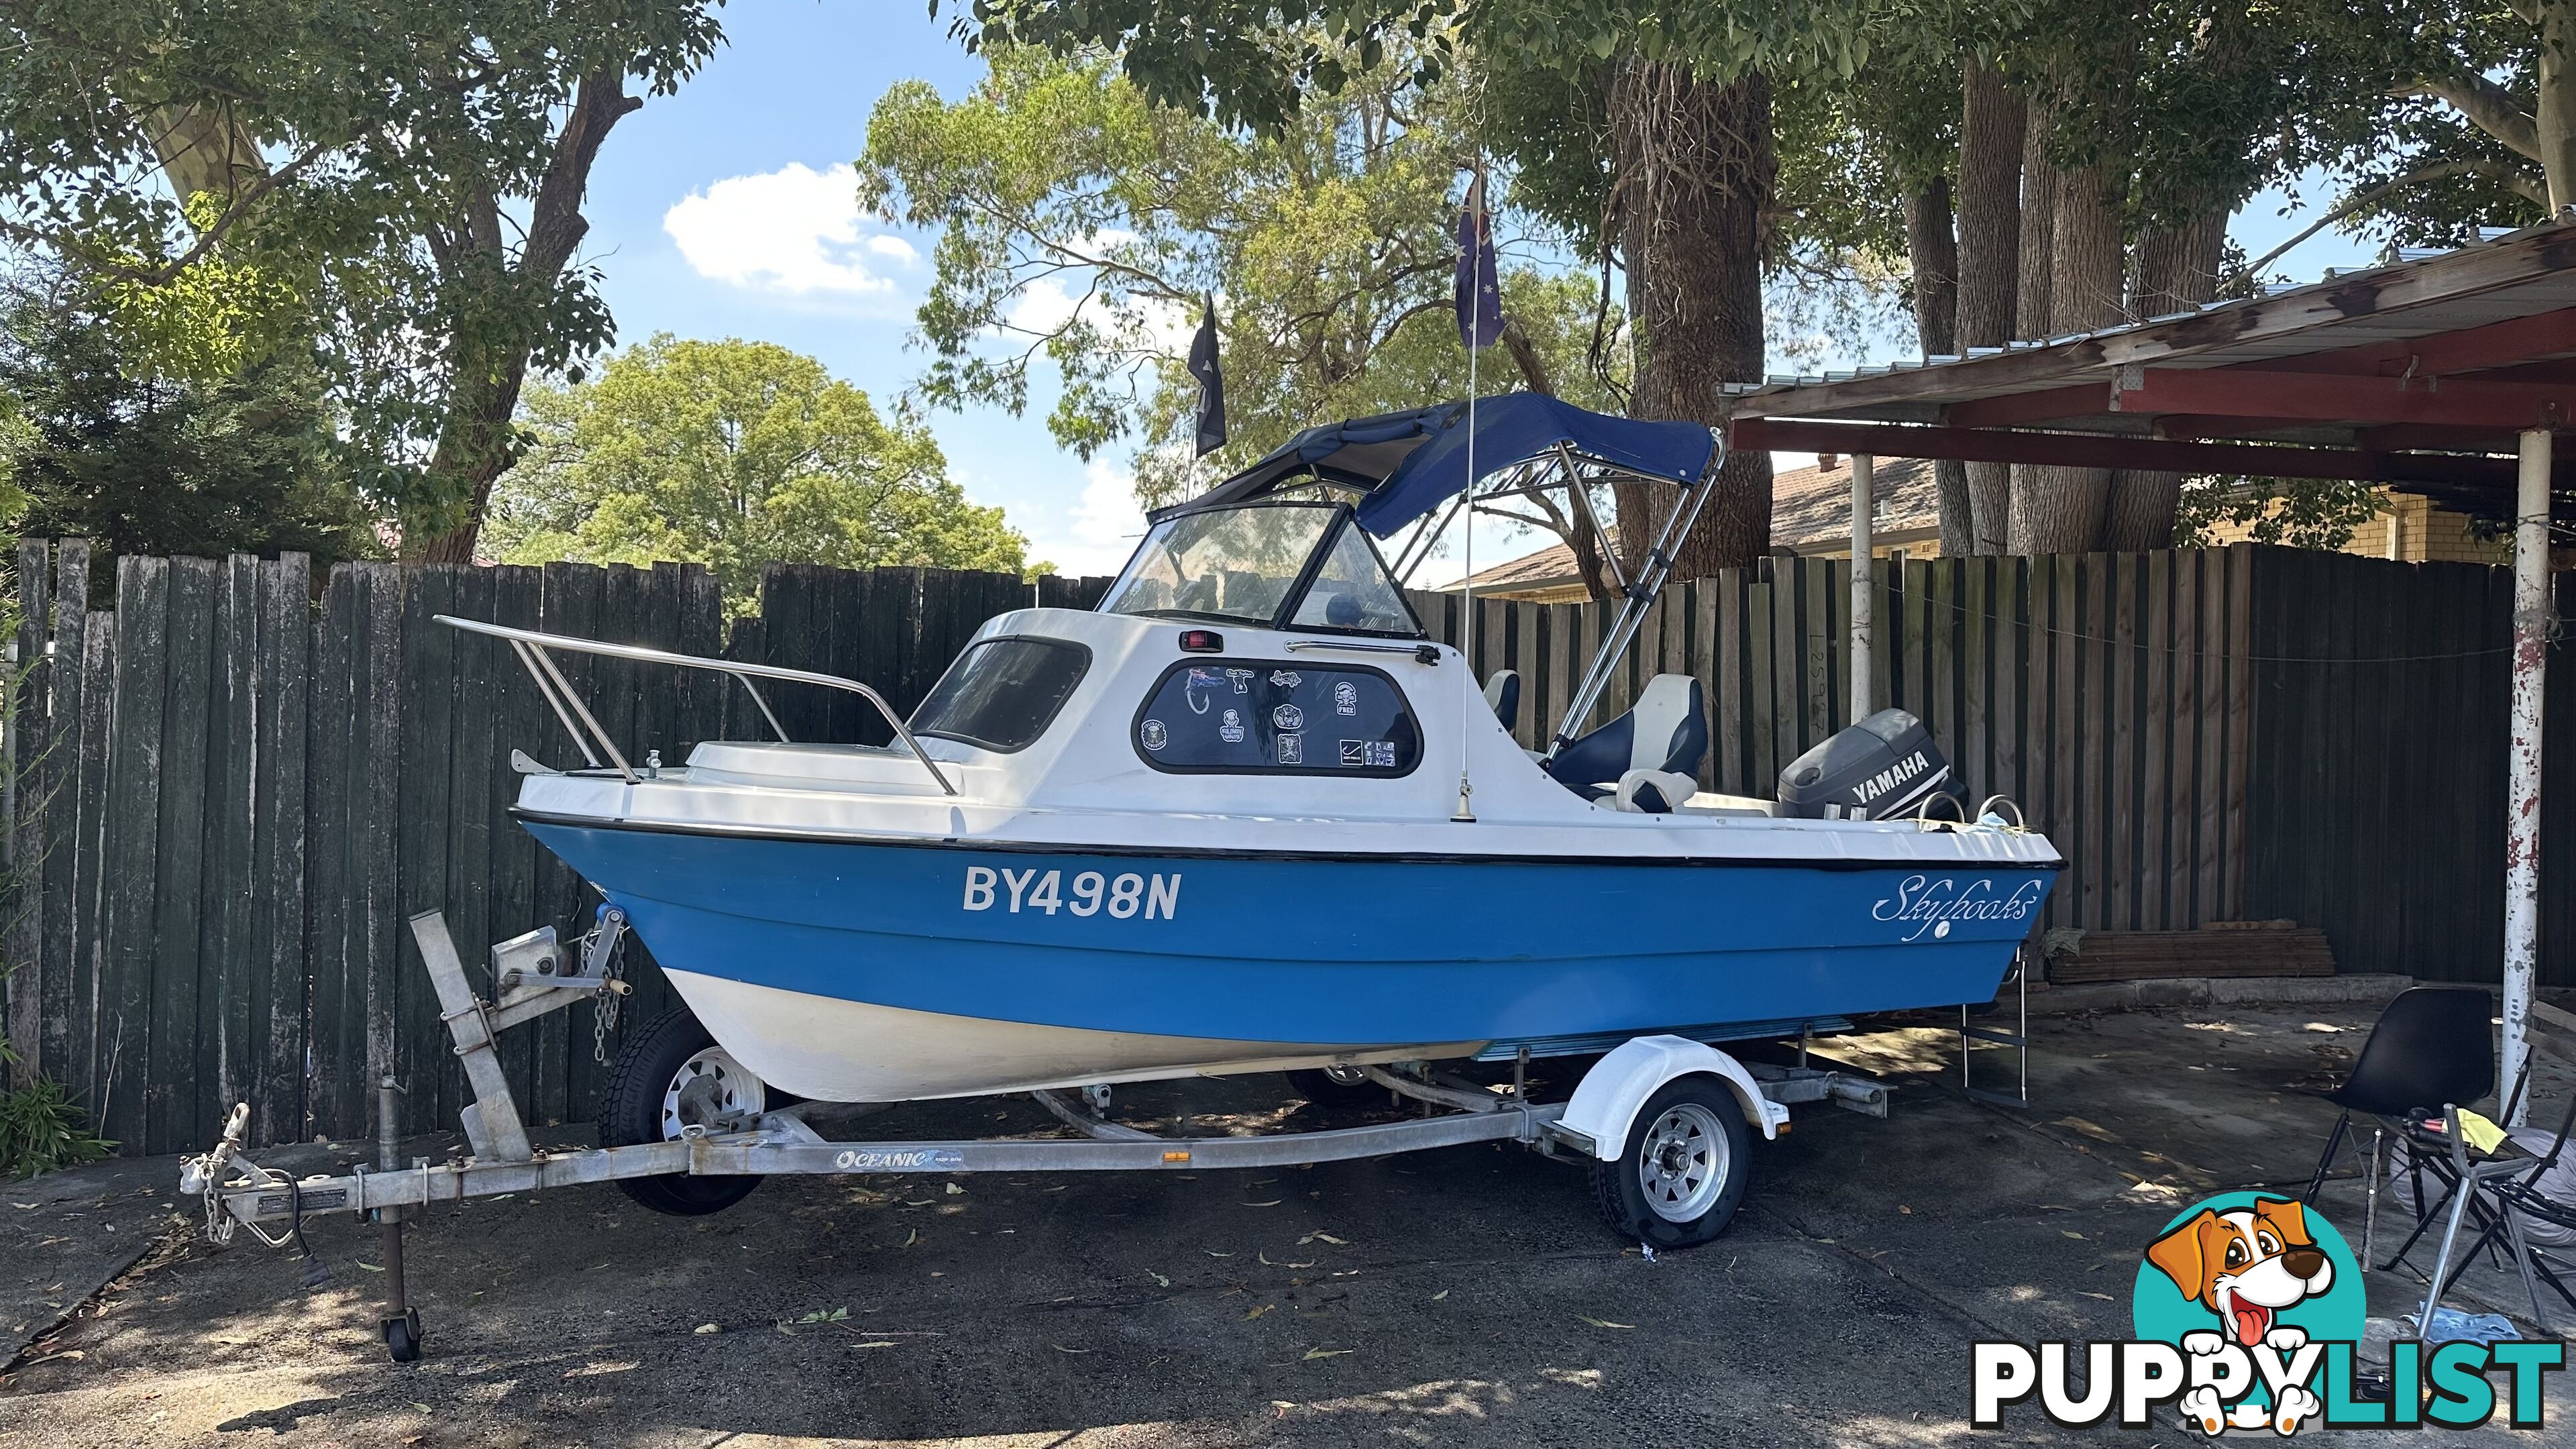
[527, 818, 2057, 1102]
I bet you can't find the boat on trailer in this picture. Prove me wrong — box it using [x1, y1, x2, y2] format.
[180, 394, 2059, 1362]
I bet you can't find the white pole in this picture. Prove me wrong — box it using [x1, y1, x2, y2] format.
[2504, 427, 2551, 1123]
[1849, 453, 1875, 718]
[1454, 343, 1479, 823]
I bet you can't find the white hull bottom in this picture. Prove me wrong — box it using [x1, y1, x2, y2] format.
[664, 969, 1485, 1102]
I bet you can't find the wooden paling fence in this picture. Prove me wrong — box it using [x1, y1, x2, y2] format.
[1, 540, 2567, 1154]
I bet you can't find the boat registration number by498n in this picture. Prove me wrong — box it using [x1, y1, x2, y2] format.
[962, 865, 1181, 919]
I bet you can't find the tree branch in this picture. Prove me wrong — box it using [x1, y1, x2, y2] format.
[2394, 72, 2541, 160]
[2247, 158, 2545, 277]
[62, 140, 328, 286]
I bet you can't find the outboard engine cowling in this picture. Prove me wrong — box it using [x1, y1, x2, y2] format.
[1775, 708, 1949, 819]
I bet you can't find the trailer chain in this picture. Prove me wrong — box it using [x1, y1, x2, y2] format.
[591, 926, 628, 1065]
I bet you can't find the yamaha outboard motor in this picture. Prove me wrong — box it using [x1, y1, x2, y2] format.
[1775, 708, 1950, 819]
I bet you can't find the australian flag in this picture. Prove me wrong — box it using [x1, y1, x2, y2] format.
[1188, 294, 1226, 456]
[1455, 170, 1503, 351]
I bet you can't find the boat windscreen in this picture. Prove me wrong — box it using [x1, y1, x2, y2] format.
[1099, 504, 1338, 627]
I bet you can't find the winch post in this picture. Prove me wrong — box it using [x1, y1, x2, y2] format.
[410, 910, 535, 1162]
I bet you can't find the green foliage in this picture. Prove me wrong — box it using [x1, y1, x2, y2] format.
[2175, 476, 2385, 551]
[485, 337, 1027, 611]
[860, 42, 1625, 508]
[0, 0, 730, 545]
[0, 282, 383, 598]
[0, 1069, 115, 1179]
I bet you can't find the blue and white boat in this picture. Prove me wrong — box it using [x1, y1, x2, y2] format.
[474, 396, 2062, 1108]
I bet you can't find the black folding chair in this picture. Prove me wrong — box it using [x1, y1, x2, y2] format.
[2302, 987, 2495, 1212]
[2431, 1073, 2576, 1332]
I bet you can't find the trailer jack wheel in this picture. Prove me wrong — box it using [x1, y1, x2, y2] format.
[382, 1306, 423, 1363]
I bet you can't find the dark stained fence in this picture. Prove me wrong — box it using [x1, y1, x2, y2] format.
[0, 538, 2563, 1155]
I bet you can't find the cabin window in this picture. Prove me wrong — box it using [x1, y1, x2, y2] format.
[911, 636, 1092, 753]
[1131, 659, 1421, 777]
[1287, 521, 1424, 637]
[1097, 503, 1338, 627]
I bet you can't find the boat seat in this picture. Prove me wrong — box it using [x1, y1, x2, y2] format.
[1545, 674, 1708, 800]
[1483, 669, 1521, 731]
[1613, 767, 1698, 814]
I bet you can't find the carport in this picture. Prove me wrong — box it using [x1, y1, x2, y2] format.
[1721, 218, 2576, 1116]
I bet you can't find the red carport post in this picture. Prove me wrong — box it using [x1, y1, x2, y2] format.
[2504, 427, 2551, 1122]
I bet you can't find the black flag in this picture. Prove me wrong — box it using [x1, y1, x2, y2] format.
[1188, 294, 1227, 456]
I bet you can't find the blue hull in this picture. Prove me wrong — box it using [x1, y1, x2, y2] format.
[527, 819, 2057, 1048]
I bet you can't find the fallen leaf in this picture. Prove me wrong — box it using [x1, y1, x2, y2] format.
[1258, 1249, 1316, 1268]
[1430, 1289, 1450, 1301]
[944, 1183, 964, 1196]
[1897, 1205, 1913, 1216]
[1246, 1304, 1273, 1320]
[1302, 1347, 1353, 1360]
[1298, 1232, 1348, 1246]
[354, 1261, 385, 1273]
[1205, 1250, 1236, 1258]
[2061, 1230, 2086, 1240]
[1148, 1270, 1170, 1287]
[2080, 1291, 2115, 1301]
[412, 1401, 431, 1413]
[904, 1228, 919, 1246]
[1577, 1316, 1635, 1330]
[1243, 1199, 1283, 1208]
[851, 1340, 898, 1349]
[693, 1323, 720, 1335]
[1054, 1344, 1091, 1354]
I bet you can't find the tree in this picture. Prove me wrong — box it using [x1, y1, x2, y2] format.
[484, 337, 1028, 611]
[859, 41, 1629, 596]
[0, 278, 380, 599]
[941, 0, 1955, 576]
[0, 0, 727, 564]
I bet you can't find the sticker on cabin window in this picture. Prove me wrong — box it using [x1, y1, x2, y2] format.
[963, 866, 1180, 920]
[1132, 659, 1421, 776]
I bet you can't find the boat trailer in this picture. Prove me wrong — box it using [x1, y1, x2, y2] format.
[180, 908, 1894, 1362]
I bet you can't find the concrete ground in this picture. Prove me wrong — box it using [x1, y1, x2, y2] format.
[5, 998, 2573, 1447]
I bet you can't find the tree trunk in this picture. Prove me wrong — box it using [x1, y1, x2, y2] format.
[1904, 174, 1972, 556]
[146, 105, 267, 208]
[2542, 0, 2576, 212]
[2014, 93, 2059, 349]
[2010, 135, 2127, 554]
[1610, 58, 1775, 578]
[1955, 62, 2023, 555]
[2102, 209, 2231, 550]
[411, 347, 531, 564]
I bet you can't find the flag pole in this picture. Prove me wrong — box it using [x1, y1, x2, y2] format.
[1454, 308, 1479, 822]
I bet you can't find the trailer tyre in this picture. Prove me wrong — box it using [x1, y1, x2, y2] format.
[1588, 1076, 1751, 1249]
[600, 1006, 765, 1216]
[1286, 1066, 1383, 1110]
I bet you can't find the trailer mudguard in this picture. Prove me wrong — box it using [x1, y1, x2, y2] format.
[1557, 1035, 1788, 1160]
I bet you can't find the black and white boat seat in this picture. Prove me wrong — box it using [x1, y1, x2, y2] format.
[1613, 767, 1699, 814]
[1545, 673, 1709, 800]
[1483, 669, 1521, 731]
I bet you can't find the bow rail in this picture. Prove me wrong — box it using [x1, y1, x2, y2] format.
[433, 614, 958, 796]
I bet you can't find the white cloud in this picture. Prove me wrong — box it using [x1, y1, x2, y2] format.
[1002, 275, 1198, 356]
[663, 162, 917, 296]
[1021, 457, 1150, 579]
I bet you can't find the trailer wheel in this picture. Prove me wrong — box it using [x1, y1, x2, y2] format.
[600, 1006, 766, 1216]
[1588, 1076, 1751, 1249]
[382, 1307, 422, 1363]
[1286, 1065, 1383, 1110]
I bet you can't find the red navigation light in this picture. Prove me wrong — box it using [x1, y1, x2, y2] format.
[1177, 629, 1224, 653]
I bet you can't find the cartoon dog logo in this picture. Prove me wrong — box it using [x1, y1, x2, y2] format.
[2145, 1197, 2336, 1435]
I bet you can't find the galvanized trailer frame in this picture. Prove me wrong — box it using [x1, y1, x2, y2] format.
[180, 906, 1892, 1360]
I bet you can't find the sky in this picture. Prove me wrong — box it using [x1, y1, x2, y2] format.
[580, 1, 2393, 581]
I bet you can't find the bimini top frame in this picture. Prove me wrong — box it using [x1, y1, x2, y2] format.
[434, 614, 958, 797]
[1171, 394, 1723, 761]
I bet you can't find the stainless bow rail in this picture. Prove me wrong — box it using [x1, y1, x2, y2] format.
[433, 614, 957, 796]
